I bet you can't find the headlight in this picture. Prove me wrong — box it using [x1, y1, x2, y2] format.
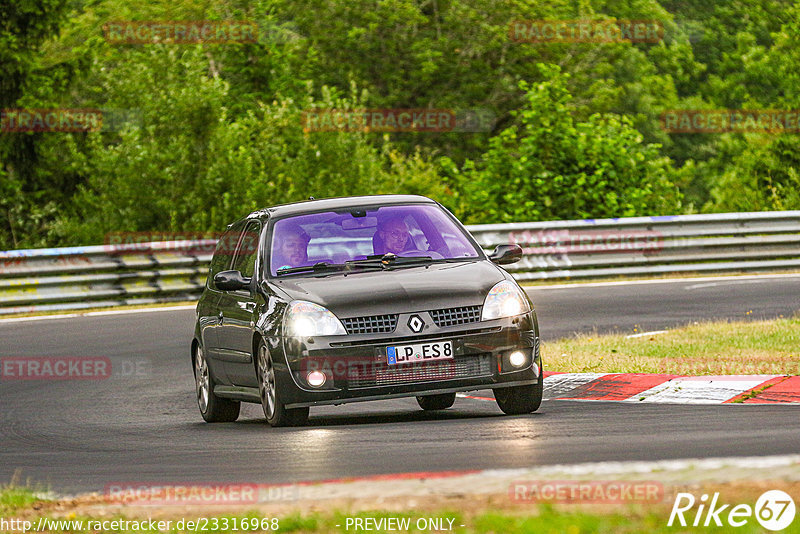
[481, 280, 530, 320]
[285, 301, 347, 336]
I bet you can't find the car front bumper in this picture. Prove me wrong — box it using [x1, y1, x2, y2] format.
[277, 312, 541, 408]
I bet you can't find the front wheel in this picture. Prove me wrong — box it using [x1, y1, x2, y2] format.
[494, 375, 543, 415]
[195, 344, 240, 422]
[256, 340, 309, 427]
[416, 392, 456, 411]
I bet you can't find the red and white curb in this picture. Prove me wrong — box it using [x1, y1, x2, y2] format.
[459, 373, 800, 404]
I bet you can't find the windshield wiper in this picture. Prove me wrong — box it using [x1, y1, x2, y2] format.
[276, 262, 345, 276]
[346, 253, 433, 270]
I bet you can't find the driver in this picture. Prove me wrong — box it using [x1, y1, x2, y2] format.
[378, 216, 412, 255]
[276, 224, 311, 269]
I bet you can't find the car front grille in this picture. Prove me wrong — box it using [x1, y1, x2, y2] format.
[342, 314, 398, 335]
[347, 354, 492, 388]
[429, 305, 482, 328]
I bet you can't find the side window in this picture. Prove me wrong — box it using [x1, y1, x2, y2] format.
[208, 224, 243, 290]
[231, 221, 261, 279]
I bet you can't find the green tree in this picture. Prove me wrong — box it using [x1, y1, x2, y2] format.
[705, 3, 800, 212]
[447, 65, 682, 223]
[53, 47, 449, 244]
[0, 0, 71, 249]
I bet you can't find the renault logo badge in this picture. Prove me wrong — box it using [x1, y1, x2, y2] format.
[407, 315, 425, 333]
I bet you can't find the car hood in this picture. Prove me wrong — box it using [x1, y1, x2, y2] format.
[271, 260, 507, 317]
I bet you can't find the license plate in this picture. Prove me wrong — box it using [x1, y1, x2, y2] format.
[387, 341, 453, 365]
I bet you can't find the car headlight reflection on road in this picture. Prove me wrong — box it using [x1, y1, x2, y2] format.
[481, 280, 531, 320]
[285, 301, 347, 337]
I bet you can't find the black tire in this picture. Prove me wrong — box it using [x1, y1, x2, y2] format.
[494, 374, 543, 415]
[416, 392, 456, 411]
[256, 340, 309, 427]
[195, 344, 240, 422]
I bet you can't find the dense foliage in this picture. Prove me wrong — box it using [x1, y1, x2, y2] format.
[1, 0, 798, 249]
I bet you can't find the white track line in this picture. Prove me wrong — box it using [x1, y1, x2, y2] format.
[4, 273, 799, 322]
[626, 330, 668, 338]
[83, 305, 196, 317]
[0, 304, 196, 323]
[524, 272, 800, 291]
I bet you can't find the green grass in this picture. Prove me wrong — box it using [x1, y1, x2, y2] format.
[470, 505, 800, 533]
[0, 485, 42, 514]
[1, 500, 795, 533]
[4, 487, 800, 533]
[543, 316, 800, 375]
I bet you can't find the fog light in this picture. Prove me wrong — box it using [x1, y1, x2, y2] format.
[306, 370, 326, 387]
[508, 350, 527, 368]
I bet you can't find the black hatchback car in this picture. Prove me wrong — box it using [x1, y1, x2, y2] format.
[191, 195, 543, 426]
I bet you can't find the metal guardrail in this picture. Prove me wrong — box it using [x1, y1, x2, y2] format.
[2, 211, 800, 315]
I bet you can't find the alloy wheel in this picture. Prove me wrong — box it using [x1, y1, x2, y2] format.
[195, 346, 210, 413]
[258, 344, 276, 418]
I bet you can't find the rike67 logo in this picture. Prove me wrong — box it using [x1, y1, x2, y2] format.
[669, 490, 796, 531]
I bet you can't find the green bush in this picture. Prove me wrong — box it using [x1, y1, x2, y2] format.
[446, 65, 682, 224]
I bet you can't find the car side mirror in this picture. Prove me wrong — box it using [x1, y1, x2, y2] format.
[489, 244, 523, 265]
[214, 270, 252, 291]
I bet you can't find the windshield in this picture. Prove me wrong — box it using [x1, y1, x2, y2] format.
[268, 204, 481, 276]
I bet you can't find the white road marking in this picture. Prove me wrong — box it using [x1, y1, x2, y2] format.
[0, 313, 81, 323]
[686, 279, 771, 290]
[83, 305, 196, 317]
[524, 272, 800, 291]
[3, 273, 798, 321]
[626, 330, 668, 338]
[0, 304, 196, 323]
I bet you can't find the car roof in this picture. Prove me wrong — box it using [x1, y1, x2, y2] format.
[243, 194, 438, 221]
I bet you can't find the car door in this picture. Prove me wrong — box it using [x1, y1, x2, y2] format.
[199, 223, 245, 379]
[216, 220, 262, 386]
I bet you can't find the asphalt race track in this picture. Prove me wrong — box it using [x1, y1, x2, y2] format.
[528, 273, 800, 339]
[1, 274, 799, 494]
